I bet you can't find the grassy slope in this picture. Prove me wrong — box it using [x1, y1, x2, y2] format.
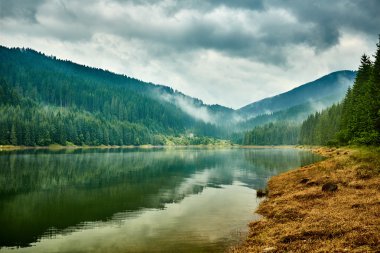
[231, 146, 380, 252]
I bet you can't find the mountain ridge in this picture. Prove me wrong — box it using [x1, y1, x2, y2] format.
[238, 70, 356, 117]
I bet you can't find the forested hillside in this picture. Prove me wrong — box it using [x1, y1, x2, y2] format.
[238, 71, 356, 146]
[239, 70, 356, 117]
[238, 91, 356, 146]
[242, 122, 300, 145]
[299, 37, 380, 145]
[238, 97, 336, 131]
[0, 46, 229, 146]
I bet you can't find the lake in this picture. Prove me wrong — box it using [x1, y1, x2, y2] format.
[0, 147, 322, 253]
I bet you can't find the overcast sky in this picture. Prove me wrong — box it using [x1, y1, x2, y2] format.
[0, 0, 379, 109]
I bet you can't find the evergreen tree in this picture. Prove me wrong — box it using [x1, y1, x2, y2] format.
[347, 54, 373, 142]
[243, 121, 300, 145]
[338, 87, 353, 143]
[369, 35, 380, 140]
[10, 124, 17, 145]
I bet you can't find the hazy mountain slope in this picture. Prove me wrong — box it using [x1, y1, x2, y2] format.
[238, 70, 356, 117]
[237, 94, 346, 131]
[0, 46, 233, 126]
[0, 46, 234, 146]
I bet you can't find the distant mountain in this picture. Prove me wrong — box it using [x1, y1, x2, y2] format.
[236, 96, 339, 132]
[238, 70, 356, 118]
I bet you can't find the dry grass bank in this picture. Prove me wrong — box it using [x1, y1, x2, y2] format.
[231, 147, 380, 253]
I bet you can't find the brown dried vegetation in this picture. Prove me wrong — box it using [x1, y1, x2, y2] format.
[231, 147, 380, 253]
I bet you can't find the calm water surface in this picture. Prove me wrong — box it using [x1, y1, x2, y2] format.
[0, 147, 322, 253]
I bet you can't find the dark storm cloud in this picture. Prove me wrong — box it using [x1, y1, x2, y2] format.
[279, 0, 380, 34]
[273, 0, 380, 49]
[0, 0, 44, 21]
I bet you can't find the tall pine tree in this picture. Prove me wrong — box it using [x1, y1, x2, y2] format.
[369, 35, 380, 138]
[347, 54, 374, 142]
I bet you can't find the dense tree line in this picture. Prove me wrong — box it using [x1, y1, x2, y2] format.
[0, 104, 153, 146]
[300, 36, 380, 145]
[0, 46, 226, 146]
[243, 121, 300, 145]
[299, 104, 343, 145]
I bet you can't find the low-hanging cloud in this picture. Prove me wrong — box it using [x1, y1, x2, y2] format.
[158, 91, 216, 124]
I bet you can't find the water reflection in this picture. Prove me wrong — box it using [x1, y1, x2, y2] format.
[0, 148, 322, 252]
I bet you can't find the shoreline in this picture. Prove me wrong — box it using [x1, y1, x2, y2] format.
[0, 144, 241, 152]
[231, 146, 380, 252]
[0, 144, 301, 152]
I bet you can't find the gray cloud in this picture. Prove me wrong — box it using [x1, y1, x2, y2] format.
[1, 0, 378, 61]
[274, 0, 380, 48]
[0, 0, 46, 23]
